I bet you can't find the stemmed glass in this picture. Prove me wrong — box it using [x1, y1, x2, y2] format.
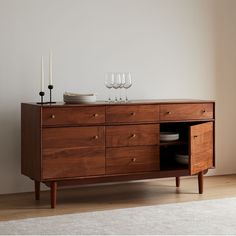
[119, 73, 126, 102]
[113, 73, 121, 102]
[124, 72, 132, 102]
[105, 73, 114, 102]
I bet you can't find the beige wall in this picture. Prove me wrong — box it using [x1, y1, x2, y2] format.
[0, 0, 234, 194]
[214, 0, 236, 175]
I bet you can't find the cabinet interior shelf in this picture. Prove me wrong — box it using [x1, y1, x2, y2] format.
[160, 140, 188, 146]
[160, 164, 188, 171]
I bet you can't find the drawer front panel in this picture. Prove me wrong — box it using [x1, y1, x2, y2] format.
[106, 105, 159, 123]
[42, 147, 105, 179]
[106, 124, 159, 147]
[106, 146, 159, 174]
[43, 126, 105, 149]
[160, 103, 213, 121]
[42, 106, 105, 126]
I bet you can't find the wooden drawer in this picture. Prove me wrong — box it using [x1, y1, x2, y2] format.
[106, 146, 159, 174]
[160, 103, 213, 121]
[42, 106, 105, 126]
[42, 126, 105, 149]
[106, 105, 159, 123]
[42, 147, 105, 179]
[106, 124, 159, 147]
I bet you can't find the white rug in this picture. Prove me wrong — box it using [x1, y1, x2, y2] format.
[1, 197, 236, 235]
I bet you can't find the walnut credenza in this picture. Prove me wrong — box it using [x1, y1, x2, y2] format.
[21, 100, 215, 208]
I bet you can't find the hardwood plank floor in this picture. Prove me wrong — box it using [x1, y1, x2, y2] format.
[0, 174, 236, 221]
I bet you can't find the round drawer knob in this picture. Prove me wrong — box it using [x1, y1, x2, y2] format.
[94, 135, 99, 139]
[202, 109, 206, 113]
[51, 115, 55, 119]
[166, 111, 172, 115]
[131, 112, 136, 116]
[132, 158, 136, 162]
[131, 134, 136, 138]
[93, 113, 99, 117]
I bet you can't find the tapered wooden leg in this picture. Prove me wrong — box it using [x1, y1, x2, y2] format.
[34, 180, 40, 200]
[198, 171, 203, 194]
[50, 181, 57, 208]
[176, 177, 180, 187]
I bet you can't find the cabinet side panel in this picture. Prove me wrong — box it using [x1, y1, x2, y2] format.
[21, 104, 41, 181]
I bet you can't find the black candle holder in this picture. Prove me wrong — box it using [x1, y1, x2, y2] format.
[48, 85, 56, 104]
[37, 91, 47, 104]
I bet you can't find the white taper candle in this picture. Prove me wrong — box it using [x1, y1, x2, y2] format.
[49, 50, 53, 85]
[41, 56, 44, 92]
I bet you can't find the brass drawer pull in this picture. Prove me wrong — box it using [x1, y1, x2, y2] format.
[131, 134, 136, 138]
[93, 135, 99, 140]
[51, 115, 56, 119]
[166, 111, 172, 115]
[93, 113, 99, 117]
[131, 112, 136, 116]
[131, 158, 136, 162]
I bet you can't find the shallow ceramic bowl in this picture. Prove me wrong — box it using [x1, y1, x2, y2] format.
[160, 132, 179, 142]
[64, 94, 96, 103]
[175, 154, 189, 165]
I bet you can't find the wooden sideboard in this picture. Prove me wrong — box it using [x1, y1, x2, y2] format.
[21, 99, 215, 208]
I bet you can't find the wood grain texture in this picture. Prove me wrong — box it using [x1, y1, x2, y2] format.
[42, 147, 105, 179]
[160, 103, 213, 121]
[42, 106, 105, 126]
[21, 104, 42, 181]
[21, 100, 215, 208]
[42, 126, 105, 149]
[106, 124, 160, 147]
[46, 169, 189, 186]
[106, 105, 159, 123]
[189, 122, 213, 175]
[25, 99, 215, 108]
[106, 146, 160, 174]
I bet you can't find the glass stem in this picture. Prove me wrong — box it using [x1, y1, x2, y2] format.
[125, 89, 128, 102]
[115, 89, 117, 102]
[108, 88, 111, 102]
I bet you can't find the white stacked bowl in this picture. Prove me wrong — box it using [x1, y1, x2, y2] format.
[63, 93, 96, 104]
[160, 132, 180, 142]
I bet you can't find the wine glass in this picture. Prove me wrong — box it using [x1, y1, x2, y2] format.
[119, 73, 126, 102]
[124, 72, 132, 102]
[105, 72, 114, 102]
[113, 73, 121, 102]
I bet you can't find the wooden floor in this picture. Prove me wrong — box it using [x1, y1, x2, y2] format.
[0, 174, 236, 221]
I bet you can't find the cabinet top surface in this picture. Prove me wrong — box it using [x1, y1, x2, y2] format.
[22, 99, 215, 107]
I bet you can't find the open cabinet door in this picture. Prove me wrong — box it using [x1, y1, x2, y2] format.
[189, 122, 214, 175]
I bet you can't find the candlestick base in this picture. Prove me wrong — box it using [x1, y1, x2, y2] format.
[37, 91, 48, 104]
[48, 85, 56, 104]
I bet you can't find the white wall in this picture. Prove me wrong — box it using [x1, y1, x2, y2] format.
[0, 0, 226, 194]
